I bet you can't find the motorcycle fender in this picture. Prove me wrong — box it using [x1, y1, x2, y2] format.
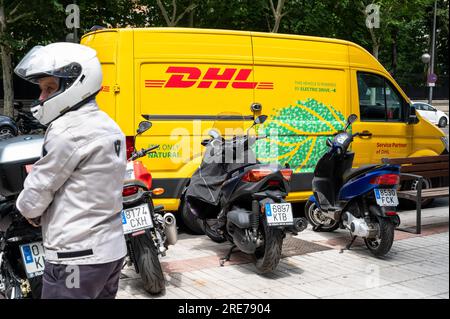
[368, 205, 399, 224]
[308, 195, 319, 208]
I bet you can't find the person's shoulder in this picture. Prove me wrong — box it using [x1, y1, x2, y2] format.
[45, 122, 77, 150]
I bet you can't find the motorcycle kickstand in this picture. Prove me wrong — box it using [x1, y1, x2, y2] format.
[220, 245, 237, 267]
[340, 235, 357, 254]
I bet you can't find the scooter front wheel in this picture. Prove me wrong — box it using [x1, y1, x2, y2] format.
[364, 217, 395, 257]
[305, 200, 340, 232]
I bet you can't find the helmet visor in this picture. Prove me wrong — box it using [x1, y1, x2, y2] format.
[14, 45, 82, 83]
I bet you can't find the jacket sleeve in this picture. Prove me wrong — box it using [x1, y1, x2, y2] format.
[16, 129, 81, 219]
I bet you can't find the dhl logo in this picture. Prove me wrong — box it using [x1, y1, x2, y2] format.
[145, 67, 274, 90]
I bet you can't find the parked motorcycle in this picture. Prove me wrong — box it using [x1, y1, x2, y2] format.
[184, 114, 307, 274]
[122, 120, 177, 294]
[13, 102, 47, 135]
[0, 135, 44, 299]
[305, 114, 401, 257]
[0, 102, 46, 142]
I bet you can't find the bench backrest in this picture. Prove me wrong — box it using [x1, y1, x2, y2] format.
[382, 155, 449, 179]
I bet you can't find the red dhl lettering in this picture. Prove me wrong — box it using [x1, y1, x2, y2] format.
[101, 85, 110, 92]
[144, 67, 274, 90]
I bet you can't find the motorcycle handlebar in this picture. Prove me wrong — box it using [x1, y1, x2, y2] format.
[130, 145, 160, 161]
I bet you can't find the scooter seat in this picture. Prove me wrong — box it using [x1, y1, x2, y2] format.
[343, 164, 381, 183]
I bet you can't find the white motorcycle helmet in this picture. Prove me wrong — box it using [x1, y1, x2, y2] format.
[14, 42, 102, 125]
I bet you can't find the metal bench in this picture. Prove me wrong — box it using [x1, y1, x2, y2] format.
[382, 155, 449, 234]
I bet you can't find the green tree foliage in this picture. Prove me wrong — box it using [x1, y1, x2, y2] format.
[1, 0, 448, 111]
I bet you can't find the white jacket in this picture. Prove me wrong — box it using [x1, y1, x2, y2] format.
[16, 100, 127, 265]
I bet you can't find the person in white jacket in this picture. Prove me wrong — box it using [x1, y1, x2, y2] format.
[14, 43, 127, 299]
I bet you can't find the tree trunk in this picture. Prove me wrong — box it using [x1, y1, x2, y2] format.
[391, 28, 398, 76]
[372, 43, 379, 60]
[0, 45, 14, 117]
[0, 3, 14, 117]
[270, 0, 286, 33]
[188, 0, 194, 27]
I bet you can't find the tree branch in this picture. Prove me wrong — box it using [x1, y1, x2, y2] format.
[174, 3, 197, 26]
[269, 0, 276, 16]
[156, 0, 172, 26]
[6, 11, 31, 24]
[171, 0, 177, 25]
[7, 1, 20, 18]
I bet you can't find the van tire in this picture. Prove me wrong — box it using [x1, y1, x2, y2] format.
[438, 117, 447, 128]
[130, 233, 165, 295]
[180, 201, 205, 235]
[399, 178, 434, 209]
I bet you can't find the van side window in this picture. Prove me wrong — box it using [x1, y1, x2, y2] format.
[357, 72, 405, 122]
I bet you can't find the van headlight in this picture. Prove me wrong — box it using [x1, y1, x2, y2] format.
[441, 136, 449, 152]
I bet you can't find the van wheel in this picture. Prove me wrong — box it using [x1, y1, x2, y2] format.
[399, 178, 434, 209]
[438, 117, 447, 128]
[180, 200, 205, 235]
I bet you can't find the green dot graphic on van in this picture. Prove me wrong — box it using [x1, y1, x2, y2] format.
[254, 98, 346, 173]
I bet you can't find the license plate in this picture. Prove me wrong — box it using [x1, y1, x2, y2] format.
[265, 203, 294, 226]
[20, 241, 45, 279]
[374, 188, 399, 207]
[121, 203, 153, 235]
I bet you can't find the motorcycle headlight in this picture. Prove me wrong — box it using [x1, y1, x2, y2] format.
[441, 136, 449, 152]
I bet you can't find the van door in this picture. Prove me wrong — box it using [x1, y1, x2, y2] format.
[351, 71, 413, 165]
[81, 31, 118, 119]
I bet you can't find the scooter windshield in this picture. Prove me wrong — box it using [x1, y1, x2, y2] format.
[185, 113, 254, 206]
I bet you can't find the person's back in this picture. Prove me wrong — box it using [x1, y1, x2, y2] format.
[37, 100, 126, 265]
[14, 42, 127, 299]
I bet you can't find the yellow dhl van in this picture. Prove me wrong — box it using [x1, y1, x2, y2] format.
[81, 27, 448, 218]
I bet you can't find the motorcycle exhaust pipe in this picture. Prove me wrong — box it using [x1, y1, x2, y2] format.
[287, 217, 308, 234]
[163, 213, 177, 246]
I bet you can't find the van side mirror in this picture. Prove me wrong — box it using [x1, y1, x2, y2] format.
[407, 105, 419, 124]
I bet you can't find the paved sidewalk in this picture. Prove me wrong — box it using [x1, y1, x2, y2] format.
[117, 199, 449, 299]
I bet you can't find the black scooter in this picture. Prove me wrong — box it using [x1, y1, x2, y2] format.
[184, 115, 307, 274]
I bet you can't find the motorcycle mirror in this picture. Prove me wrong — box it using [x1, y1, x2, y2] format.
[247, 115, 268, 135]
[209, 129, 220, 139]
[254, 115, 268, 125]
[345, 114, 358, 131]
[137, 121, 152, 135]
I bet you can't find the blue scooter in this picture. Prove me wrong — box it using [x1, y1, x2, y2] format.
[305, 114, 401, 256]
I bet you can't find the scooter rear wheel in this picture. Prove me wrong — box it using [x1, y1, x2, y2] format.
[254, 218, 283, 274]
[305, 200, 340, 232]
[364, 217, 395, 257]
